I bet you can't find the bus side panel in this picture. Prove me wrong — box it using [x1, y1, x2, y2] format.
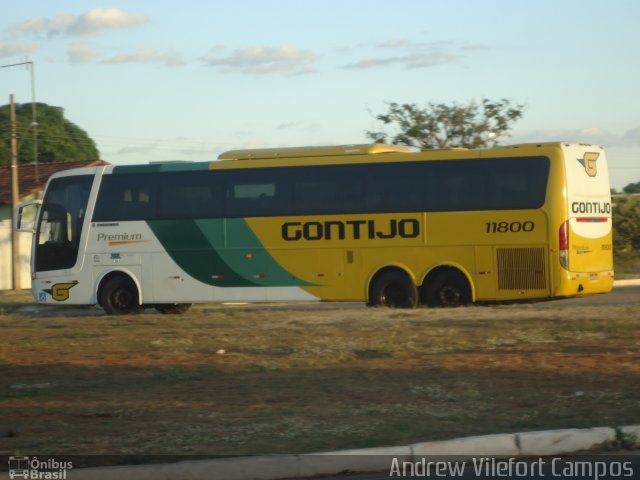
[426, 210, 551, 301]
[88, 219, 321, 304]
[245, 214, 424, 301]
[474, 246, 495, 300]
[89, 221, 160, 303]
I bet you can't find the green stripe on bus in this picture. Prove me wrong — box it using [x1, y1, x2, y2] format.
[146, 218, 312, 287]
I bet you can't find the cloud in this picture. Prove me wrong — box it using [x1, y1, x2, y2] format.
[275, 121, 322, 132]
[103, 48, 185, 67]
[66, 44, 185, 67]
[108, 137, 228, 159]
[68, 44, 98, 64]
[7, 8, 147, 37]
[377, 40, 415, 49]
[276, 122, 300, 130]
[7, 15, 76, 37]
[341, 40, 477, 70]
[202, 46, 317, 75]
[70, 8, 147, 35]
[342, 52, 463, 70]
[511, 126, 640, 148]
[511, 128, 609, 145]
[622, 127, 640, 146]
[116, 143, 158, 155]
[0, 41, 35, 57]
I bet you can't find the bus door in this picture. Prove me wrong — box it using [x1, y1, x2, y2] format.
[35, 176, 93, 273]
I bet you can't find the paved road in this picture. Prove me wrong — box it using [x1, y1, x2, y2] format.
[534, 284, 640, 307]
[204, 284, 640, 312]
[202, 284, 640, 311]
[13, 285, 640, 317]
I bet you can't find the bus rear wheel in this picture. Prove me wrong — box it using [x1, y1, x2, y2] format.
[100, 275, 143, 315]
[424, 270, 472, 308]
[369, 271, 418, 308]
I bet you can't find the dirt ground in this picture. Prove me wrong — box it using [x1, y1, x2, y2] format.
[1, 300, 639, 465]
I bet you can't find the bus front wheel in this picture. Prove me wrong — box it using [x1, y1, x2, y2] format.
[424, 270, 472, 308]
[100, 275, 143, 315]
[369, 271, 418, 308]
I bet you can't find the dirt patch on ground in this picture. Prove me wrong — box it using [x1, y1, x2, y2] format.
[1, 302, 639, 463]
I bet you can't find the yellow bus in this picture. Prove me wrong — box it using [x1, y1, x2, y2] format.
[14, 142, 613, 314]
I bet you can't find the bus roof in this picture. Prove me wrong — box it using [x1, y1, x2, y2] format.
[217, 142, 604, 162]
[96, 141, 600, 175]
[217, 143, 414, 160]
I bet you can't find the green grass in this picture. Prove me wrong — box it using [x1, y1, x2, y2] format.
[614, 252, 640, 279]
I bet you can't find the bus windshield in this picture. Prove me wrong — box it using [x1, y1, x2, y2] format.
[35, 175, 93, 272]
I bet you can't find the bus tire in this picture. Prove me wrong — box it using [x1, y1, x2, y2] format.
[154, 303, 192, 314]
[100, 275, 143, 316]
[424, 270, 472, 308]
[369, 271, 418, 308]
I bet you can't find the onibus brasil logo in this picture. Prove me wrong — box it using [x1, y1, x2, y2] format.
[8, 456, 73, 479]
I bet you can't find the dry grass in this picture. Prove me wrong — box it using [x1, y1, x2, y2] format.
[1, 299, 639, 464]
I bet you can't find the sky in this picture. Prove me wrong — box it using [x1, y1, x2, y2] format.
[1, 0, 639, 191]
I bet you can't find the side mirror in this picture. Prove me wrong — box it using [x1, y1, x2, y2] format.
[14, 200, 42, 233]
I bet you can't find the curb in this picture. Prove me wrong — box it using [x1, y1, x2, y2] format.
[7, 424, 633, 480]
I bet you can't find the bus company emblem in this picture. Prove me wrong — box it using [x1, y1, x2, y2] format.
[577, 152, 600, 177]
[44, 282, 78, 301]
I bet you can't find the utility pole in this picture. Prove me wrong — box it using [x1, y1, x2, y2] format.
[28, 62, 39, 182]
[10, 94, 21, 291]
[1, 61, 38, 180]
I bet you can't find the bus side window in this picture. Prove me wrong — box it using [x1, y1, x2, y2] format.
[94, 174, 157, 221]
[486, 159, 548, 210]
[226, 183, 276, 217]
[487, 172, 523, 209]
[112, 186, 152, 219]
[293, 180, 331, 214]
[292, 166, 365, 215]
[366, 163, 423, 213]
[221, 168, 290, 218]
[154, 171, 222, 219]
[157, 186, 214, 219]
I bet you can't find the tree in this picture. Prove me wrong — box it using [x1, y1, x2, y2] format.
[622, 181, 640, 194]
[366, 98, 525, 149]
[0, 102, 99, 166]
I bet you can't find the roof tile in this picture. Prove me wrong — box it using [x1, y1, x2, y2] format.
[0, 160, 109, 205]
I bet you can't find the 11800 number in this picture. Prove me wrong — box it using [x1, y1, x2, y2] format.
[485, 221, 535, 233]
